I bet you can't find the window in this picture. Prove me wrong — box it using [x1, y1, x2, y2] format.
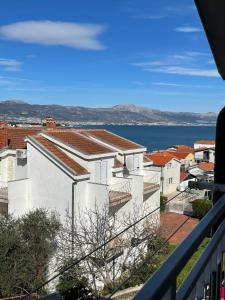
[168, 177, 173, 184]
[167, 162, 172, 169]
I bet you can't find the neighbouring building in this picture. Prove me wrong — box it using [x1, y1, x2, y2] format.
[193, 140, 215, 163]
[0, 119, 160, 226]
[145, 152, 181, 196]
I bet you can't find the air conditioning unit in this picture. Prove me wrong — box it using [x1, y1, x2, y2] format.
[16, 149, 27, 159]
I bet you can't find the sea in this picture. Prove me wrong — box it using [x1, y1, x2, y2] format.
[80, 125, 216, 152]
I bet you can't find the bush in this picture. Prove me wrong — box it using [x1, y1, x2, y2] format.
[191, 199, 212, 219]
[57, 268, 93, 300]
[160, 196, 168, 212]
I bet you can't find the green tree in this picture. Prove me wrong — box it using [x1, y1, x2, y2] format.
[0, 209, 61, 298]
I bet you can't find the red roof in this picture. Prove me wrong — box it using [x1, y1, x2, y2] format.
[174, 145, 194, 153]
[180, 172, 190, 182]
[195, 140, 215, 145]
[160, 212, 199, 245]
[33, 136, 88, 176]
[145, 152, 175, 166]
[167, 151, 191, 160]
[78, 129, 143, 151]
[199, 162, 214, 171]
[46, 130, 115, 155]
[0, 127, 42, 149]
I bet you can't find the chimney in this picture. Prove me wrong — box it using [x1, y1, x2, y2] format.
[46, 117, 56, 130]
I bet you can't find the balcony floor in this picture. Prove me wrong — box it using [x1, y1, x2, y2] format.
[109, 190, 132, 207]
[143, 182, 160, 195]
[0, 187, 8, 201]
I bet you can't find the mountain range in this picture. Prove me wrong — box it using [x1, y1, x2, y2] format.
[0, 100, 217, 125]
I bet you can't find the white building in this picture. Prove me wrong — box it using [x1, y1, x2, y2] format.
[2, 121, 160, 226]
[194, 140, 215, 164]
[145, 152, 181, 196]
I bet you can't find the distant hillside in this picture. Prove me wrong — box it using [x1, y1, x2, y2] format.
[0, 100, 217, 125]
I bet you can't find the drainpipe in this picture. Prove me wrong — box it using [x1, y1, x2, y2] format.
[71, 181, 77, 257]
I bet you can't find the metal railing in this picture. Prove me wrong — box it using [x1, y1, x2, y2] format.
[134, 104, 225, 299]
[134, 194, 225, 300]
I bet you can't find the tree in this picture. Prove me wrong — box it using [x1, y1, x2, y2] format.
[57, 205, 161, 296]
[0, 209, 61, 298]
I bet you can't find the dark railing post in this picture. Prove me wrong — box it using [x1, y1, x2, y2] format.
[214, 107, 225, 204]
[213, 107, 225, 233]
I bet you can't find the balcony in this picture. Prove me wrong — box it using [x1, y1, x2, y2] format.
[108, 181, 132, 207]
[134, 101, 225, 300]
[0, 181, 8, 201]
[143, 173, 160, 196]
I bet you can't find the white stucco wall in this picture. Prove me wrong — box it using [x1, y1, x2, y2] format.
[26, 144, 75, 218]
[8, 178, 29, 216]
[194, 143, 215, 149]
[161, 160, 180, 195]
[15, 158, 27, 180]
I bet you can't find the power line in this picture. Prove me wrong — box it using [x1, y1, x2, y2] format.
[22, 188, 190, 299]
[107, 216, 192, 299]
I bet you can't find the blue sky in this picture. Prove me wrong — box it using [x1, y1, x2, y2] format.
[0, 0, 224, 112]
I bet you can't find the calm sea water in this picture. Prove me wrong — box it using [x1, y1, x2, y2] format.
[81, 125, 216, 151]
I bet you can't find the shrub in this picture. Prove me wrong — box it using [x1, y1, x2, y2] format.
[57, 268, 93, 300]
[191, 199, 212, 219]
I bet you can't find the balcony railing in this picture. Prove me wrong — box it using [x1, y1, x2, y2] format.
[108, 181, 132, 207]
[134, 194, 225, 300]
[134, 105, 225, 300]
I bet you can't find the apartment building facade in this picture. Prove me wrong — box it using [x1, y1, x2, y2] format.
[0, 120, 160, 225]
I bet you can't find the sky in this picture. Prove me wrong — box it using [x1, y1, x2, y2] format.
[0, 0, 224, 112]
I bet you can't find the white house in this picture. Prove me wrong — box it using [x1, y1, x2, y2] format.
[145, 152, 181, 196]
[194, 140, 215, 164]
[4, 121, 160, 226]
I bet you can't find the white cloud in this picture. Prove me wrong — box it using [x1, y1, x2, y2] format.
[175, 26, 202, 33]
[147, 66, 219, 77]
[0, 58, 21, 71]
[132, 52, 219, 78]
[152, 82, 184, 87]
[0, 20, 106, 50]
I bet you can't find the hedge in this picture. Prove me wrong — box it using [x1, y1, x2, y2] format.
[191, 198, 212, 219]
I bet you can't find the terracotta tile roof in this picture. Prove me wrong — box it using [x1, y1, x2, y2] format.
[199, 162, 214, 171]
[160, 212, 199, 245]
[174, 145, 194, 153]
[180, 172, 190, 182]
[167, 151, 191, 160]
[195, 140, 215, 145]
[145, 152, 175, 166]
[113, 158, 124, 168]
[46, 131, 115, 155]
[33, 136, 89, 176]
[5, 128, 42, 149]
[78, 129, 143, 151]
